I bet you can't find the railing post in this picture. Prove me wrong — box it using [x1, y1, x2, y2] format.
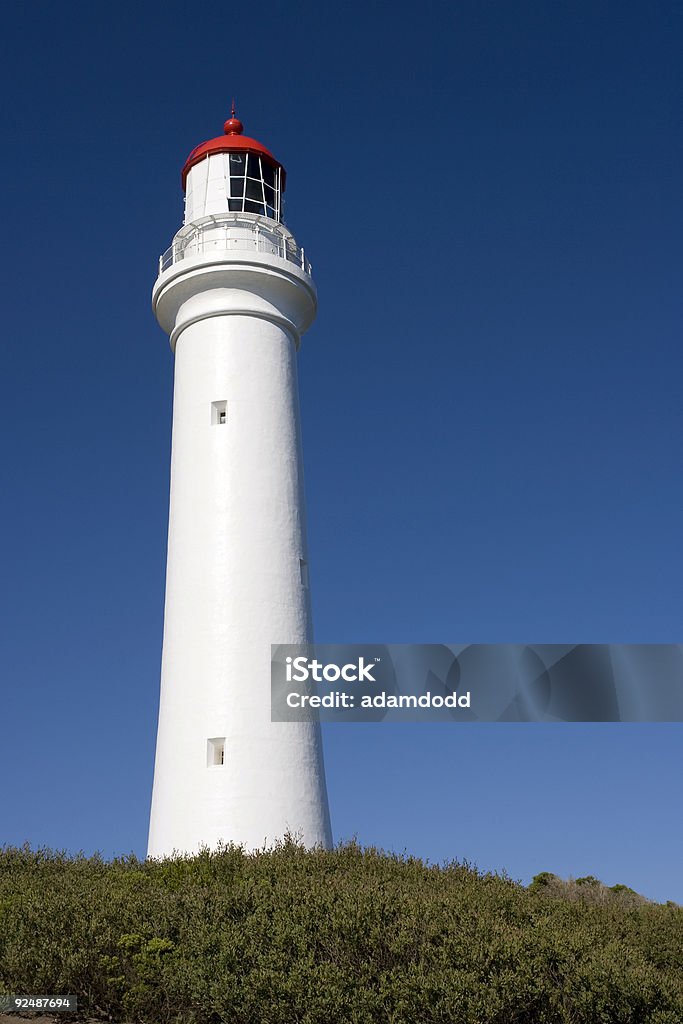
[300, 246, 305, 270]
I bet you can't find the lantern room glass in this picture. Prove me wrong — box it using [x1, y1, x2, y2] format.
[227, 153, 281, 221]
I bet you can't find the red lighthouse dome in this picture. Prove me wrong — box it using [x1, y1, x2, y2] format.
[181, 107, 286, 194]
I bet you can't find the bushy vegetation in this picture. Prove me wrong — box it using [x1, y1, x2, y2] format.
[1, 841, 681, 1023]
[528, 871, 655, 907]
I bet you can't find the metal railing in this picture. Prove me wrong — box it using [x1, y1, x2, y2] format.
[158, 216, 311, 276]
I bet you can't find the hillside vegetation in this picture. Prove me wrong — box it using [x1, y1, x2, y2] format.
[0, 841, 681, 1024]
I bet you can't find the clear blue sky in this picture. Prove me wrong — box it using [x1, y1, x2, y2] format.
[1, 0, 681, 903]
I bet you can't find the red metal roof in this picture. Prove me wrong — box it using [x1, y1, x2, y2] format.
[181, 112, 286, 191]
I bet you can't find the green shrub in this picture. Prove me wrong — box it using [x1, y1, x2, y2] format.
[529, 871, 558, 888]
[0, 841, 680, 1023]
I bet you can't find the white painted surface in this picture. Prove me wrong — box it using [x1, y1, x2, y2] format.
[148, 211, 332, 857]
[185, 153, 232, 222]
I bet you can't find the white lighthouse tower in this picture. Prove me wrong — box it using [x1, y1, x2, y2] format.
[148, 108, 332, 858]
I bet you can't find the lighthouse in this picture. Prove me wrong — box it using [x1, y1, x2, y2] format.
[147, 108, 333, 857]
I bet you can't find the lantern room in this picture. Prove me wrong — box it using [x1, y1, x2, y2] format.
[182, 110, 285, 224]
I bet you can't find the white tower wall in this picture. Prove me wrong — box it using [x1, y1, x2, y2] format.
[148, 163, 332, 856]
[184, 153, 239, 222]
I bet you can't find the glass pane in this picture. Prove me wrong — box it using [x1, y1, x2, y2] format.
[247, 154, 261, 178]
[246, 178, 264, 201]
[228, 198, 243, 211]
[245, 199, 266, 214]
[229, 153, 246, 174]
[266, 204, 276, 220]
[230, 176, 245, 197]
[264, 184, 275, 205]
[262, 162, 276, 189]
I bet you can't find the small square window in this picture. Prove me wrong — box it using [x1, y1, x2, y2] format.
[211, 400, 227, 425]
[246, 178, 264, 202]
[229, 176, 245, 198]
[207, 738, 225, 767]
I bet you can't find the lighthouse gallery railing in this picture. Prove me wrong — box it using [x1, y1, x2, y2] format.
[158, 215, 311, 276]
